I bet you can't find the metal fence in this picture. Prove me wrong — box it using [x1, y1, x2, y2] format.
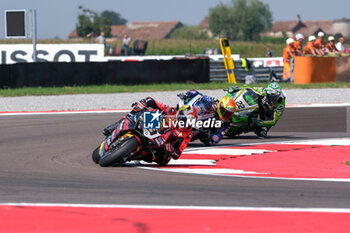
[209, 58, 284, 82]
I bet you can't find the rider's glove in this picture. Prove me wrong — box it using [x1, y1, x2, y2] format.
[211, 98, 219, 106]
[252, 118, 264, 127]
[177, 93, 186, 99]
[132, 98, 148, 110]
[154, 135, 166, 147]
[261, 97, 274, 111]
[165, 143, 180, 160]
[132, 102, 144, 110]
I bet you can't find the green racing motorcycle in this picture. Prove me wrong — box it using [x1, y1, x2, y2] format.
[224, 84, 286, 138]
[176, 83, 286, 144]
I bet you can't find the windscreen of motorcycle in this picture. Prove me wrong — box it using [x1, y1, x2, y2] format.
[231, 89, 259, 113]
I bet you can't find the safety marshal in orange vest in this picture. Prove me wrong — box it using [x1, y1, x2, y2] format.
[294, 33, 304, 56]
[304, 35, 317, 55]
[282, 38, 296, 81]
[314, 32, 326, 55]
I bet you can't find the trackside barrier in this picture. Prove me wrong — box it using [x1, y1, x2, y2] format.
[335, 56, 350, 82]
[209, 58, 284, 82]
[0, 57, 209, 88]
[294, 56, 350, 83]
[106, 55, 284, 83]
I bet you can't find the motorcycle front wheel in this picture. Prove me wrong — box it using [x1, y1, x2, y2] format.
[92, 146, 100, 164]
[99, 137, 139, 167]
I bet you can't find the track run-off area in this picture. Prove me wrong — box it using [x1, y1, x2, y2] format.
[1, 103, 350, 232]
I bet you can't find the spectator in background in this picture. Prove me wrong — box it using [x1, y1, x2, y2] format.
[304, 35, 317, 56]
[282, 38, 296, 81]
[294, 33, 304, 56]
[96, 31, 110, 51]
[325, 36, 338, 54]
[86, 32, 95, 43]
[121, 34, 131, 56]
[265, 47, 274, 57]
[96, 32, 106, 46]
[314, 32, 325, 56]
[336, 36, 346, 53]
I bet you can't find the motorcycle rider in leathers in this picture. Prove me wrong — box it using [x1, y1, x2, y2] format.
[227, 82, 285, 138]
[177, 90, 236, 144]
[178, 82, 285, 143]
[103, 97, 194, 165]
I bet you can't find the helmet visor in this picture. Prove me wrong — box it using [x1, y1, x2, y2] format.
[220, 105, 234, 120]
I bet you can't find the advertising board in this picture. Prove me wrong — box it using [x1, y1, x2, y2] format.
[0, 44, 105, 64]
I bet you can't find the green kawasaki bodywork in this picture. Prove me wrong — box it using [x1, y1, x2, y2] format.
[225, 86, 285, 137]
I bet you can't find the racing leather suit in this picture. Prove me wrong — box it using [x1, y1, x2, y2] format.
[103, 97, 192, 163]
[228, 86, 285, 137]
[178, 90, 232, 144]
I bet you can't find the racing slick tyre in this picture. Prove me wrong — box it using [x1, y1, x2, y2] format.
[99, 137, 139, 167]
[92, 146, 101, 164]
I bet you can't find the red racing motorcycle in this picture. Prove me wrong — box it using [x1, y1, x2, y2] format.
[92, 106, 188, 167]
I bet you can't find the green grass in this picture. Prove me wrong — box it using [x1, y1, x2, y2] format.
[1, 82, 350, 97]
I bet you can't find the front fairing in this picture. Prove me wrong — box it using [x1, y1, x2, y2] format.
[226, 89, 259, 126]
[101, 111, 144, 155]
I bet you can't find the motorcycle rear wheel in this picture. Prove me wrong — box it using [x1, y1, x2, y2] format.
[99, 137, 139, 167]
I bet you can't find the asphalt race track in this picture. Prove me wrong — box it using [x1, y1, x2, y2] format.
[0, 106, 350, 208]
